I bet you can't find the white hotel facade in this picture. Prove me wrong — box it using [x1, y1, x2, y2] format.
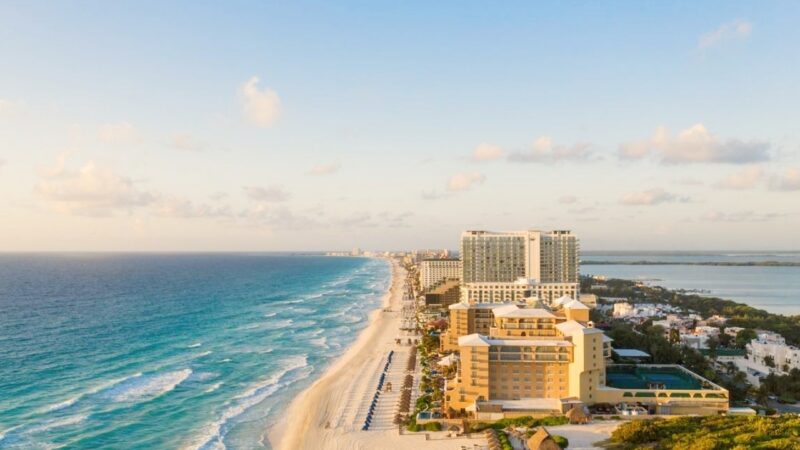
[459, 230, 580, 306]
[419, 258, 462, 290]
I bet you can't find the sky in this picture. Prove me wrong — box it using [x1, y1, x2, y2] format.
[0, 1, 798, 251]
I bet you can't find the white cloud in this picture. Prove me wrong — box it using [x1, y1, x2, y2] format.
[621, 188, 686, 206]
[241, 204, 319, 230]
[698, 20, 752, 50]
[618, 141, 651, 160]
[378, 210, 413, 228]
[471, 143, 504, 162]
[714, 165, 764, 189]
[334, 212, 376, 228]
[154, 198, 233, 219]
[768, 168, 800, 191]
[240, 76, 281, 127]
[98, 122, 141, 144]
[421, 190, 447, 200]
[243, 185, 291, 202]
[171, 133, 204, 151]
[558, 195, 578, 204]
[619, 124, 769, 164]
[508, 137, 591, 163]
[702, 211, 782, 222]
[308, 162, 340, 176]
[36, 157, 155, 216]
[447, 172, 485, 192]
[568, 206, 597, 214]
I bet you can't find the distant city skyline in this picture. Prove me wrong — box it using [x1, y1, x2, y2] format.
[1, 2, 798, 251]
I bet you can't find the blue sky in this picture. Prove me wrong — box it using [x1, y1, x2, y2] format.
[0, 1, 798, 251]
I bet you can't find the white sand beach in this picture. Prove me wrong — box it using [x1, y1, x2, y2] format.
[269, 259, 481, 450]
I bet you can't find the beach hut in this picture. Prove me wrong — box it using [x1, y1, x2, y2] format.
[527, 427, 561, 450]
[446, 423, 462, 437]
[565, 405, 589, 424]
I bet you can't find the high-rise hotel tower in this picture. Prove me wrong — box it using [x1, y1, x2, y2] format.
[460, 230, 579, 284]
[459, 230, 579, 304]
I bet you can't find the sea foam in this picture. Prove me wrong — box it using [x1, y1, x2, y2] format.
[104, 369, 192, 403]
[185, 356, 309, 450]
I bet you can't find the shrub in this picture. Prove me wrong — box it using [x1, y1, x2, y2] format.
[611, 419, 663, 444]
[552, 435, 569, 448]
[497, 431, 513, 450]
[424, 421, 442, 431]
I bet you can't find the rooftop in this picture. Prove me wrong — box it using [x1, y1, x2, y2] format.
[555, 320, 604, 336]
[563, 299, 589, 310]
[613, 348, 651, 358]
[458, 333, 573, 347]
[492, 303, 556, 319]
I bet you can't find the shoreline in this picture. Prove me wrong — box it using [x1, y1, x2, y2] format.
[267, 257, 405, 449]
[267, 258, 488, 450]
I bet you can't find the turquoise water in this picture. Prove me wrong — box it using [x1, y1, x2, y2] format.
[0, 254, 390, 449]
[583, 251, 800, 315]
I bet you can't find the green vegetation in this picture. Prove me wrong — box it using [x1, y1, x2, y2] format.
[755, 369, 800, 405]
[583, 260, 800, 267]
[423, 421, 442, 431]
[405, 417, 420, 432]
[471, 415, 569, 432]
[584, 277, 800, 345]
[552, 435, 569, 448]
[606, 416, 800, 449]
[611, 321, 751, 402]
[587, 276, 800, 403]
[497, 430, 513, 450]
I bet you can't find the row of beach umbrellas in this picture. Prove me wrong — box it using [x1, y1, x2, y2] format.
[361, 350, 395, 431]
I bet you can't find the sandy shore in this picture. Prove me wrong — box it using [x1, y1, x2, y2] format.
[268, 258, 486, 450]
[268, 258, 405, 449]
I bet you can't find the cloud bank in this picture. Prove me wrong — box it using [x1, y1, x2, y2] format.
[619, 124, 769, 164]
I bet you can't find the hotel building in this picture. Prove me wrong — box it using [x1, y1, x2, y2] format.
[443, 300, 729, 418]
[461, 278, 579, 306]
[460, 230, 578, 283]
[460, 230, 579, 306]
[419, 258, 462, 290]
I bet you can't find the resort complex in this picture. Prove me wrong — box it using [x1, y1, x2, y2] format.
[428, 229, 729, 421]
[288, 228, 800, 449]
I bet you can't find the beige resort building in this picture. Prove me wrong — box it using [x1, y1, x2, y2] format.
[442, 299, 729, 419]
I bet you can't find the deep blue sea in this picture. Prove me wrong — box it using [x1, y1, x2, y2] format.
[0, 254, 390, 449]
[583, 251, 800, 316]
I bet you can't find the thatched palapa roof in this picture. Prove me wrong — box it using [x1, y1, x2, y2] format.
[527, 427, 561, 450]
[565, 405, 589, 423]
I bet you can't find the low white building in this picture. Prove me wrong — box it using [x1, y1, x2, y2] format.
[694, 326, 721, 338]
[733, 331, 800, 386]
[747, 331, 800, 375]
[612, 302, 634, 317]
[725, 326, 745, 337]
[680, 333, 710, 350]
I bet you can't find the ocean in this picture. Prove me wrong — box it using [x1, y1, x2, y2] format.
[0, 254, 390, 449]
[583, 251, 800, 316]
